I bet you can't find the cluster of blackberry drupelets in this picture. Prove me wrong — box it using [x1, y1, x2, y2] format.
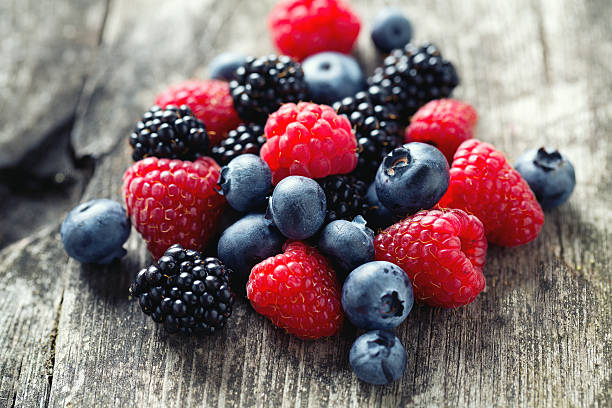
[211, 124, 265, 166]
[333, 86, 403, 182]
[130, 245, 234, 335]
[129, 105, 209, 162]
[368, 43, 459, 119]
[229, 55, 309, 124]
[317, 175, 369, 224]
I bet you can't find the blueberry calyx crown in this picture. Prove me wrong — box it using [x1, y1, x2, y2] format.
[216, 166, 230, 195]
[368, 332, 394, 358]
[534, 147, 563, 172]
[383, 146, 412, 176]
[352, 215, 375, 239]
[380, 291, 404, 318]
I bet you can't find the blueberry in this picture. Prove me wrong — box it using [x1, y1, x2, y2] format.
[318, 216, 374, 280]
[216, 206, 245, 236]
[302, 52, 365, 105]
[349, 330, 407, 385]
[375, 142, 449, 215]
[365, 182, 395, 230]
[514, 147, 576, 210]
[371, 8, 413, 53]
[60, 199, 131, 264]
[217, 213, 284, 294]
[266, 176, 327, 240]
[208, 52, 247, 81]
[342, 261, 413, 330]
[218, 154, 272, 212]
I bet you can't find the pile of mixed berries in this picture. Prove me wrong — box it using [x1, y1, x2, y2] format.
[60, 0, 576, 386]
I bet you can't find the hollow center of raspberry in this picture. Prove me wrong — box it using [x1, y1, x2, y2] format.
[380, 291, 404, 317]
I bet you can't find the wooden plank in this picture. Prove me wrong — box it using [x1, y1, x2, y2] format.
[0, 1, 107, 406]
[0, 227, 67, 408]
[0, 0, 609, 407]
[0, 0, 108, 169]
[0, 0, 108, 249]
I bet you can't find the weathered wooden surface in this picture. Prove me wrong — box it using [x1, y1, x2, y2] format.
[0, 0, 610, 407]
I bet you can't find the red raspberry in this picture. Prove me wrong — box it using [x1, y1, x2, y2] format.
[155, 80, 241, 146]
[375, 209, 487, 308]
[437, 139, 544, 247]
[261, 102, 357, 184]
[246, 241, 343, 339]
[122, 156, 226, 259]
[405, 99, 478, 163]
[268, 0, 361, 61]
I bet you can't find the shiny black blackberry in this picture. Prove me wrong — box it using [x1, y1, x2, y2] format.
[129, 105, 209, 162]
[318, 175, 369, 224]
[229, 55, 309, 124]
[334, 86, 403, 182]
[211, 124, 265, 165]
[129, 244, 234, 335]
[368, 43, 459, 119]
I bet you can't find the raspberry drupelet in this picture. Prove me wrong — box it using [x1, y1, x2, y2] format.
[122, 156, 226, 259]
[268, 0, 361, 61]
[261, 102, 358, 184]
[247, 241, 343, 339]
[405, 99, 478, 163]
[437, 139, 545, 247]
[375, 208, 487, 308]
[154, 80, 241, 146]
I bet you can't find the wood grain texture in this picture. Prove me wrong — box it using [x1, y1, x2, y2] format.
[0, 0, 610, 407]
[0, 0, 107, 169]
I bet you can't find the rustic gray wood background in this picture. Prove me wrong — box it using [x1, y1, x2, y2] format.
[0, 0, 610, 407]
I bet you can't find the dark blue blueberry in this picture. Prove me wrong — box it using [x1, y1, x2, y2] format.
[60, 199, 131, 264]
[266, 176, 327, 240]
[375, 142, 449, 215]
[217, 213, 284, 294]
[371, 8, 413, 53]
[342, 261, 413, 330]
[217, 206, 245, 234]
[514, 147, 575, 210]
[218, 154, 272, 212]
[365, 183, 396, 231]
[318, 216, 374, 280]
[349, 330, 407, 385]
[302, 52, 365, 105]
[208, 52, 247, 81]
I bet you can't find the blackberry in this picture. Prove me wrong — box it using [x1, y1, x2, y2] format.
[368, 43, 459, 119]
[318, 175, 369, 224]
[129, 244, 234, 335]
[129, 105, 209, 162]
[334, 86, 403, 182]
[229, 55, 309, 124]
[211, 123, 265, 165]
